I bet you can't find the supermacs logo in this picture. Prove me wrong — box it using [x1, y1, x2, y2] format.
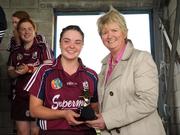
[51, 94, 84, 110]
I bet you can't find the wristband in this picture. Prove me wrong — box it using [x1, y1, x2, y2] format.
[28, 66, 34, 73]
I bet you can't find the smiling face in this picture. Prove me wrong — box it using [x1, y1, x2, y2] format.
[18, 21, 36, 44]
[60, 29, 83, 61]
[101, 22, 127, 53]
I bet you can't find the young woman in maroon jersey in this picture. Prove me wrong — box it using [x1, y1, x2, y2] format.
[8, 10, 52, 52]
[7, 18, 54, 135]
[8, 11, 30, 52]
[24, 25, 99, 135]
[8, 11, 54, 101]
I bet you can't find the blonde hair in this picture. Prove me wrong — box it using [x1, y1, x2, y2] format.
[97, 7, 128, 37]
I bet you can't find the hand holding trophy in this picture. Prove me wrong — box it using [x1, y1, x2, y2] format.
[78, 81, 96, 121]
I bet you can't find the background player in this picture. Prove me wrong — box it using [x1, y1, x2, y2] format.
[7, 18, 54, 135]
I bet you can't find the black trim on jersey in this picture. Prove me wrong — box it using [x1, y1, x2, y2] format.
[38, 68, 52, 101]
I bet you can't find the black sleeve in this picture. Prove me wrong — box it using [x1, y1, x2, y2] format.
[0, 6, 7, 44]
[0, 6, 7, 30]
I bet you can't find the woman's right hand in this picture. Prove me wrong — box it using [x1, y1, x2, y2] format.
[15, 64, 29, 75]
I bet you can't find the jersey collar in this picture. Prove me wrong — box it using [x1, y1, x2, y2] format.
[53, 55, 86, 72]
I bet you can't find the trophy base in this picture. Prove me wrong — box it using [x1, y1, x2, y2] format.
[78, 106, 96, 121]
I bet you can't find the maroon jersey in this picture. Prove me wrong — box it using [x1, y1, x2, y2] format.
[8, 36, 21, 52]
[7, 40, 54, 99]
[25, 55, 98, 131]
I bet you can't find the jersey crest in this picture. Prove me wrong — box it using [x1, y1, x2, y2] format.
[51, 78, 63, 90]
[17, 53, 23, 61]
[32, 51, 38, 59]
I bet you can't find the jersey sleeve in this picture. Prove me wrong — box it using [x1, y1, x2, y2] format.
[35, 34, 47, 43]
[7, 51, 16, 67]
[90, 74, 98, 103]
[0, 6, 7, 30]
[24, 64, 51, 100]
[0, 6, 7, 44]
[7, 37, 21, 52]
[39, 42, 54, 63]
[86, 68, 98, 103]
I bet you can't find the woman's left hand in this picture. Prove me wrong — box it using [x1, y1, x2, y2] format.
[85, 113, 106, 130]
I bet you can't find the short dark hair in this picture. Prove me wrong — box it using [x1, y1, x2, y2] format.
[60, 25, 84, 41]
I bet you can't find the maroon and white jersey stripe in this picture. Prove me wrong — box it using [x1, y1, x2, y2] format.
[7, 40, 54, 99]
[25, 55, 98, 131]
